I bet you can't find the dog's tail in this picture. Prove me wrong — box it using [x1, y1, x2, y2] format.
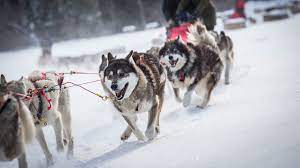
[18, 100, 35, 144]
[187, 21, 219, 51]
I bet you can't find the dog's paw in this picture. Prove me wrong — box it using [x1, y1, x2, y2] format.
[145, 128, 157, 140]
[155, 126, 160, 134]
[56, 143, 65, 153]
[137, 135, 146, 141]
[196, 105, 206, 109]
[121, 133, 131, 141]
[46, 155, 54, 167]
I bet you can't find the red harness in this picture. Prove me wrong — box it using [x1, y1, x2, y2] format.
[179, 72, 185, 82]
[40, 86, 52, 110]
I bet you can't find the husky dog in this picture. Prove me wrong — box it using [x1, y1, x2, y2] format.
[217, 31, 234, 85]
[209, 30, 234, 84]
[0, 75, 35, 168]
[159, 21, 223, 108]
[6, 71, 73, 166]
[99, 51, 165, 141]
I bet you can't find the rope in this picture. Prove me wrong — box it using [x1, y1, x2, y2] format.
[62, 81, 110, 101]
[46, 71, 101, 75]
[13, 79, 110, 101]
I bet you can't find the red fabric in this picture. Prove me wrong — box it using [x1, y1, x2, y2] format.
[230, 12, 243, 19]
[40, 89, 52, 110]
[41, 72, 47, 80]
[236, 0, 245, 9]
[168, 23, 192, 42]
[179, 72, 185, 81]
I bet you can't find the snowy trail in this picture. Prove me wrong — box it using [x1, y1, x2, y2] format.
[1, 15, 300, 168]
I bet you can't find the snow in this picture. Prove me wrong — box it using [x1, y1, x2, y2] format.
[224, 18, 246, 24]
[122, 25, 137, 33]
[245, 0, 293, 23]
[145, 22, 160, 29]
[1, 13, 300, 168]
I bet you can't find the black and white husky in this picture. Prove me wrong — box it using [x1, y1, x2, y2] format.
[4, 71, 73, 166]
[159, 21, 223, 108]
[99, 51, 165, 141]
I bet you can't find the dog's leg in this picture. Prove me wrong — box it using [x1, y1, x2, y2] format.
[199, 76, 217, 108]
[62, 119, 73, 158]
[224, 51, 232, 85]
[146, 96, 159, 140]
[183, 77, 198, 107]
[36, 127, 54, 166]
[183, 84, 197, 107]
[53, 115, 65, 153]
[64, 125, 73, 158]
[120, 126, 132, 141]
[18, 153, 28, 168]
[173, 88, 182, 102]
[156, 82, 165, 133]
[122, 114, 145, 141]
[58, 90, 74, 157]
[183, 90, 193, 107]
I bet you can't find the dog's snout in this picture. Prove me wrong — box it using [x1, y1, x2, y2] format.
[111, 83, 118, 91]
[169, 55, 173, 60]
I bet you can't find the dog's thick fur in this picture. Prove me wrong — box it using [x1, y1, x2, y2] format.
[99, 51, 165, 141]
[159, 21, 223, 108]
[5, 71, 73, 166]
[0, 75, 35, 168]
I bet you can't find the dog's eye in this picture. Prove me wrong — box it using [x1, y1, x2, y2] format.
[107, 74, 113, 80]
[119, 72, 125, 77]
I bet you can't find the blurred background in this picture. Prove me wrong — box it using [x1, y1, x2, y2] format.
[1, 0, 298, 52]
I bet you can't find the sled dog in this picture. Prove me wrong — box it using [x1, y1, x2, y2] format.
[0, 74, 35, 168]
[159, 21, 223, 108]
[5, 71, 73, 166]
[99, 51, 165, 141]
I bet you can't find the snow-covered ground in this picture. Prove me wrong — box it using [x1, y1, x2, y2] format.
[1, 14, 300, 168]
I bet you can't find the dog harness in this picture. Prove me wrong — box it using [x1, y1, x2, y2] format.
[179, 72, 185, 81]
[29, 72, 61, 126]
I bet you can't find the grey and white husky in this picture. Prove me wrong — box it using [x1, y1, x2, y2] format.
[0, 74, 35, 168]
[159, 21, 223, 108]
[5, 71, 73, 166]
[210, 30, 234, 85]
[99, 51, 166, 141]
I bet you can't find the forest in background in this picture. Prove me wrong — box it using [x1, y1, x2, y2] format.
[0, 0, 235, 51]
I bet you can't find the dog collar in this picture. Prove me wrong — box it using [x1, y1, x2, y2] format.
[179, 72, 185, 81]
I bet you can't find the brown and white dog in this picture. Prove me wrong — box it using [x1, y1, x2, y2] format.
[99, 51, 165, 141]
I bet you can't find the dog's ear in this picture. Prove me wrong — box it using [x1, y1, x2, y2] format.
[107, 52, 115, 63]
[99, 54, 108, 72]
[1, 74, 7, 84]
[125, 50, 133, 60]
[18, 76, 24, 81]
